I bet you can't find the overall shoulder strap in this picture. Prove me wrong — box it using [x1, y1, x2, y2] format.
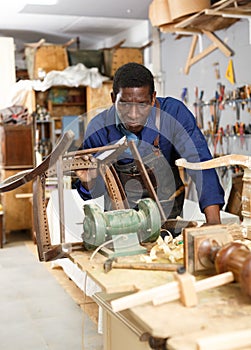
[154, 99, 160, 148]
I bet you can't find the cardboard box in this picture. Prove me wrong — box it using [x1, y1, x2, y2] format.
[25, 44, 69, 80]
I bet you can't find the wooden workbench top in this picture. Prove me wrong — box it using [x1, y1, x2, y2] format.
[69, 249, 251, 350]
[69, 250, 175, 293]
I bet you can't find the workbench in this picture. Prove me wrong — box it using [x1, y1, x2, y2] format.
[69, 250, 251, 350]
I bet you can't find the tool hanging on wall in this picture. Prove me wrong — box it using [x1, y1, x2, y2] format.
[181, 87, 188, 104]
[213, 61, 221, 80]
[194, 86, 204, 129]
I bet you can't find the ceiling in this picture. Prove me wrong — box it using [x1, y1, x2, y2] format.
[0, 0, 152, 51]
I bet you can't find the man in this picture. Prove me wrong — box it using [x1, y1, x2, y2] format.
[75, 62, 224, 225]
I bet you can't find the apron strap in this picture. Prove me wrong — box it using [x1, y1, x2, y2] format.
[153, 99, 160, 150]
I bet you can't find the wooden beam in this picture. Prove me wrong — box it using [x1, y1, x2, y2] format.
[209, 0, 237, 13]
[184, 35, 198, 75]
[189, 43, 217, 65]
[25, 38, 45, 49]
[205, 9, 251, 17]
[203, 30, 234, 57]
[160, 24, 201, 34]
[174, 10, 206, 29]
[184, 30, 234, 75]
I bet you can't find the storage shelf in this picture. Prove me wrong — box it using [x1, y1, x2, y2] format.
[49, 102, 85, 107]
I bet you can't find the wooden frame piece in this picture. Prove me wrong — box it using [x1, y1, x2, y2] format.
[184, 30, 233, 74]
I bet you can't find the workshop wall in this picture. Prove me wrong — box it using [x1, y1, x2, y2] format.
[160, 20, 251, 132]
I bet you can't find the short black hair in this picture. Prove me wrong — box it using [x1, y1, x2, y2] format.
[112, 62, 155, 97]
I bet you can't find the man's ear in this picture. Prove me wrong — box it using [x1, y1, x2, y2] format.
[151, 91, 157, 106]
[111, 92, 116, 103]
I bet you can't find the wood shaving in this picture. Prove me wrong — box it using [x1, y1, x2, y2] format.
[144, 235, 184, 264]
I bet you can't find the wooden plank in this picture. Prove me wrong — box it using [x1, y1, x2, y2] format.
[160, 24, 202, 34]
[174, 10, 206, 28]
[209, 0, 237, 13]
[205, 9, 251, 17]
[184, 30, 233, 75]
[189, 43, 217, 66]
[203, 30, 233, 57]
[184, 35, 198, 75]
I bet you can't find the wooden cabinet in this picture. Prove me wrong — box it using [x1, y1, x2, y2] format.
[0, 124, 35, 168]
[0, 123, 35, 235]
[1, 169, 33, 234]
[33, 81, 113, 150]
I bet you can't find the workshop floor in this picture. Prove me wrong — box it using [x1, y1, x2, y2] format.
[0, 231, 103, 350]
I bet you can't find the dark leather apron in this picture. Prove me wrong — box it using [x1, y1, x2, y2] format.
[114, 150, 185, 219]
[113, 101, 185, 219]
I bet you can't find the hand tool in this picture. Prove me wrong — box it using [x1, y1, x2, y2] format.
[103, 257, 181, 273]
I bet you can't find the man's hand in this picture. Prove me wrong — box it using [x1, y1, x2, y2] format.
[75, 155, 98, 190]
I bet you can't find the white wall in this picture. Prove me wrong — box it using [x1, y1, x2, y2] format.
[99, 20, 151, 49]
[0, 37, 16, 108]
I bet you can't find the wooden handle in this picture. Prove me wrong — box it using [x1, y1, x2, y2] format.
[111, 262, 181, 271]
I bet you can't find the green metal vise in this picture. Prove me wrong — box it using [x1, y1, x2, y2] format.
[82, 198, 161, 255]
